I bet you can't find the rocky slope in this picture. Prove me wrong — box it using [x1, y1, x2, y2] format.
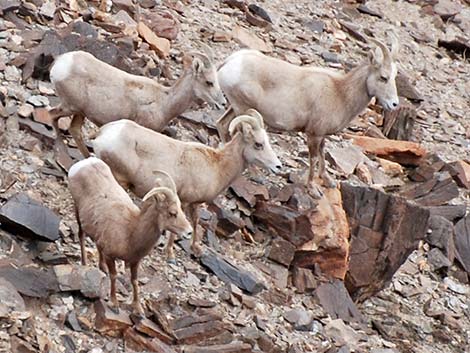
[0, 0, 469, 352]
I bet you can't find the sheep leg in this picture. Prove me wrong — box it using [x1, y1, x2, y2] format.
[165, 231, 177, 264]
[98, 250, 108, 273]
[105, 256, 119, 313]
[306, 135, 323, 199]
[75, 206, 87, 266]
[318, 138, 337, 188]
[189, 204, 203, 257]
[130, 263, 144, 316]
[69, 114, 90, 158]
[49, 105, 70, 153]
[215, 106, 236, 143]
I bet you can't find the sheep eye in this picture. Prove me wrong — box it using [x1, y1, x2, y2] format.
[169, 211, 177, 218]
[254, 142, 264, 150]
[380, 76, 388, 82]
[206, 81, 214, 87]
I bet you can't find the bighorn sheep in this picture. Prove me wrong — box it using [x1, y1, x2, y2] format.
[216, 33, 399, 197]
[93, 110, 282, 259]
[49, 49, 226, 157]
[68, 157, 192, 314]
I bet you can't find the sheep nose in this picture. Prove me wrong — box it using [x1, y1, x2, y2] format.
[392, 101, 399, 108]
[274, 164, 282, 173]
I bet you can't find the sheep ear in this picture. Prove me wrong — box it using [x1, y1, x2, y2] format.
[369, 47, 383, 67]
[182, 54, 192, 69]
[156, 192, 167, 203]
[241, 123, 254, 140]
[192, 57, 204, 75]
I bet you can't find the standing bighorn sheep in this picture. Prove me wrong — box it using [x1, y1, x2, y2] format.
[216, 33, 400, 197]
[68, 157, 192, 314]
[93, 110, 282, 259]
[50, 49, 226, 157]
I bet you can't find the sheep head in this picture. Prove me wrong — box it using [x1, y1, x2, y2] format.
[143, 171, 192, 237]
[228, 111, 282, 174]
[366, 32, 400, 111]
[183, 49, 226, 109]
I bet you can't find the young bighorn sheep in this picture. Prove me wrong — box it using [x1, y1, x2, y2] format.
[49, 49, 226, 157]
[68, 157, 192, 314]
[93, 110, 282, 259]
[216, 34, 399, 197]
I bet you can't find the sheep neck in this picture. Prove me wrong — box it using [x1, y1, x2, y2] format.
[337, 64, 373, 127]
[128, 202, 162, 261]
[161, 72, 196, 123]
[215, 133, 246, 192]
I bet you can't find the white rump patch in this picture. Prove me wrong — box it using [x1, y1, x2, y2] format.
[68, 157, 103, 178]
[50, 52, 75, 83]
[218, 53, 244, 88]
[94, 120, 130, 158]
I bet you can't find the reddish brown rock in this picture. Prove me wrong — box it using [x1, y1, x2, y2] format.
[168, 311, 229, 345]
[258, 333, 283, 353]
[230, 176, 269, 208]
[447, 160, 470, 189]
[141, 11, 180, 40]
[94, 300, 132, 337]
[400, 171, 459, 207]
[350, 135, 426, 166]
[132, 315, 175, 344]
[256, 185, 349, 279]
[292, 267, 317, 293]
[376, 157, 404, 177]
[293, 187, 350, 280]
[268, 237, 296, 267]
[213, 31, 232, 42]
[341, 183, 430, 301]
[409, 154, 445, 182]
[124, 328, 177, 353]
[137, 22, 170, 58]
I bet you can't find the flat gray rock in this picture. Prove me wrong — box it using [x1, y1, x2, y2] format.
[0, 193, 60, 242]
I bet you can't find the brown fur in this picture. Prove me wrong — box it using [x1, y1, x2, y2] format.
[68, 157, 191, 315]
[94, 115, 281, 258]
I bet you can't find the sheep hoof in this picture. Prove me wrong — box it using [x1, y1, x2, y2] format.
[109, 305, 120, 315]
[322, 175, 337, 189]
[191, 245, 203, 258]
[308, 185, 323, 199]
[132, 309, 145, 319]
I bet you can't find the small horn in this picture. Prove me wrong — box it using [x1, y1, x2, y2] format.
[199, 42, 215, 63]
[388, 30, 399, 59]
[368, 37, 391, 63]
[228, 115, 261, 137]
[152, 170, 177, 194]
[187, 51, 210, 68]
[142, 187, 175, 202]
[244, 109, 264, 129]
